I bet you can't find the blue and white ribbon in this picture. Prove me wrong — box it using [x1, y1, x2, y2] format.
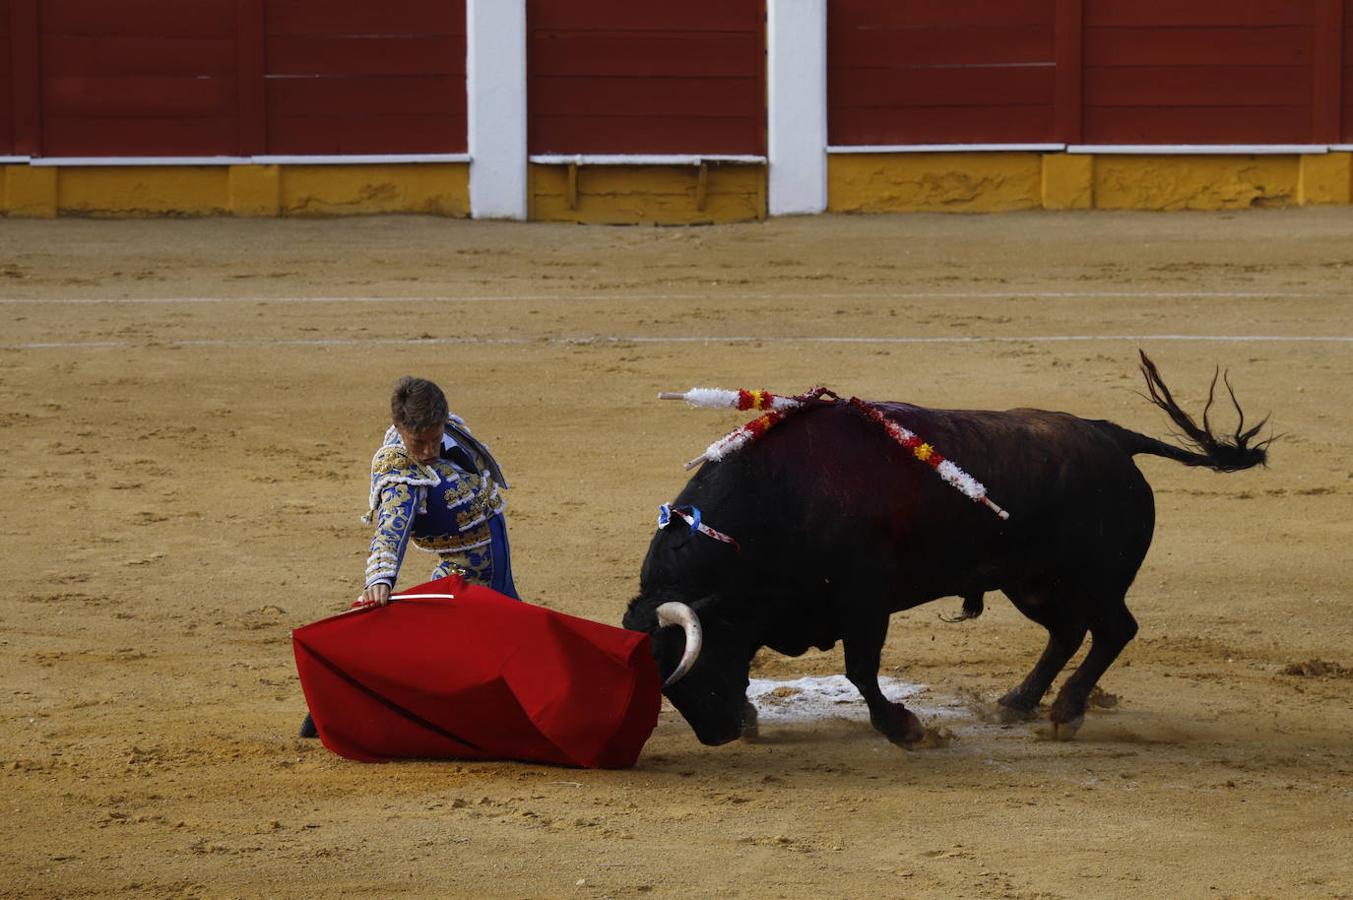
[657, 504, 741, 552]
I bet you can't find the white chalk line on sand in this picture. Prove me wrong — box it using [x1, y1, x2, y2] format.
[0, 289, 1346, 306]
[5, 333, 1352, 351]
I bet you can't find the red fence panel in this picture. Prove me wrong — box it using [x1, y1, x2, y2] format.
[528, 0, 766, 155]
[38, 0, 241, 155]
[829, 0, 1058, 145]
[0, 0, 13, 154]
[1340, 0, 1352, 141]
[1081, 0, 1320, 143]
[263, 0, 466, 155]
[5, 2, 1350, 163]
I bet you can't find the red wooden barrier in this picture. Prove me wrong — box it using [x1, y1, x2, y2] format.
[1, 2, 1349, 161]
[7, 0, 41, 156]
[829, 0, 1058, 145]
[0, 0, 13, 155]
[1341, 0, 1352, 141]
[38, 0, 241, 155]
[527, 0, 765, 155]
[263, 0, 466, 154]
[0, 0, 467, 159]
[1081, 0, 1321, 144]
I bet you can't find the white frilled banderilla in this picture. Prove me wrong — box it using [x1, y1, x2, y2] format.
[658, 386, 1009, 521]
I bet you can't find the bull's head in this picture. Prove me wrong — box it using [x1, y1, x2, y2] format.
[625, 596, 750, 746]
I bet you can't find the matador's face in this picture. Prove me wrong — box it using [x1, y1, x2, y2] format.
[396, 424, 443, 465]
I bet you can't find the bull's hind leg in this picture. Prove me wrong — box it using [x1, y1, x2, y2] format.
[842, 609, 925, 745]
[998, 589, 1088, 723]
[1047, 597, 1138, 740]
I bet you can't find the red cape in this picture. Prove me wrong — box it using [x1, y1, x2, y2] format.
[292, 575, 661, 768]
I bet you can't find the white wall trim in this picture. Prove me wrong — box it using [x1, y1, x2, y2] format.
[468, 0, 527, 220]
[767, 0, 827, 215]
[529, 154, 765, 166]
[23, 155, 470, 167]
[252, 154, 470, 165]
[1329, 145, 1353, 152]
[28, 156, 252, 167]
[830, 144, 1065, 154]
[1, 156, 32, 164]
[1068, 144, 1329, 155]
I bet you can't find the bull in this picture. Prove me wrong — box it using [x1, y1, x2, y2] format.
[622, 352, 1271, 745]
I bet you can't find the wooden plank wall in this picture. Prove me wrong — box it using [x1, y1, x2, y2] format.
[1081, 0, 1320, 144]
[828, 0, 1059, 145]
[527, 0, 765, 154]
[1, 2, 1349, 158]
[264, 0, 466, 154]
[0, 1, 12, 154]
[39, 0, 242, 155]
[1344, 0, 1353, 140]
[829, 0, 1347, 146]
[0, 0, 466, 158]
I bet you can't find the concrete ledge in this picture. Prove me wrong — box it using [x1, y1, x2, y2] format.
[826, 152, 1353, 213]
[1092, 155, 1299, 210]
[280, 165, 469, 216]
[528, 163, 766, 224]
[1298, 153, 1353, 205]
[1042, 154, 1093, 210]
[0, 164, 469, 217]
[2, 165, 58, 217]
[229, 165, 281, 216]
[3, 156, 1350, 218]
[828, 153, 1043, 213]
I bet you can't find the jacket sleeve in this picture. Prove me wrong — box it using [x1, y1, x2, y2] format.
[363, 445, 436, 589]
[365, 481, 419, 588]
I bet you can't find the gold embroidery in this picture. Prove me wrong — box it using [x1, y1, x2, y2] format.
[412, 521, 494, 553]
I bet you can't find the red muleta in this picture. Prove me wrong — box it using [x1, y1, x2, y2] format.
[292, 575, 661, 768]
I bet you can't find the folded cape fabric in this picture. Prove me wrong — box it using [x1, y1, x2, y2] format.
[293, 575, 661, 768]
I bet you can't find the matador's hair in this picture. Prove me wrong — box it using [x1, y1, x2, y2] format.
[390, 376, 448, 431]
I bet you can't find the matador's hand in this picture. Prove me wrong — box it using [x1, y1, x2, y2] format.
[358, 582, 392, 607]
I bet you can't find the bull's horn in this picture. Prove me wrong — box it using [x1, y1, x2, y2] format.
[655, 601, 703, 688]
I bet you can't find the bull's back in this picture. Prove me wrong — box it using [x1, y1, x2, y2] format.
[732, 401, 1155, 600]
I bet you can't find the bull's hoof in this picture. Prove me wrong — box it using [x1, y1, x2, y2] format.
[299, 713, 318, 739]
[873, 704, 926, 746]
[1049, 715, 1084, 742]
[993, 695, 1041, 724]
[740, 701, 760, 742]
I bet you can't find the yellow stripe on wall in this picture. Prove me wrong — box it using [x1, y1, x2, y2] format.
[1, 164, 470, 218]
[827, 152, 1353, 213]
[529, 163, 766, 225]
[3, 155, 1349, 219]
[828, 152, 1044, 214]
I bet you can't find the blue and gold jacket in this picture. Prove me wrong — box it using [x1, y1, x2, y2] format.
[363, 415, 508, 589]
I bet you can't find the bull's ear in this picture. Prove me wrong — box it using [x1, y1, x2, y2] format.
[685, 593, 728, 624]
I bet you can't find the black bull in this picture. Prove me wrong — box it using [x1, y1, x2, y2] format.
[622, 353, 1271, 746]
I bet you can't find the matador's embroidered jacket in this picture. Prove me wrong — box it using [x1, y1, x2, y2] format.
[363, 415, 512, 593]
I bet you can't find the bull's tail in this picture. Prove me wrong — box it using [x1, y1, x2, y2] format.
[1108, 350, 1273, 472]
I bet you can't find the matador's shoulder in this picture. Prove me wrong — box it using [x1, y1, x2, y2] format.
[371, 443, 420, 479]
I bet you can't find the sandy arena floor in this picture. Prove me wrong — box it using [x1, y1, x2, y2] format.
[2, 210, 1351, 898]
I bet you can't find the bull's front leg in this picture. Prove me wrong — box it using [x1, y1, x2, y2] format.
[843, 610, 925, 745]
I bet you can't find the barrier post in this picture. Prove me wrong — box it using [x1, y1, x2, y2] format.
[767, 0, 827, 215]
[468, 0, 527, 220]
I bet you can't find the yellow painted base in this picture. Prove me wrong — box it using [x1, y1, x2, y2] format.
[1092, 155, 1301, 210]
[1297, 153, 1353, 205]
[1, 166, 59, 217]
[529, 163, 765, 224]
[281, 165, 468, 216]
[0, 164, 469, 218]
[829, 153, 1043, 213]
[828, 152, 1353, 213]
[3, 155, 1350, 219]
